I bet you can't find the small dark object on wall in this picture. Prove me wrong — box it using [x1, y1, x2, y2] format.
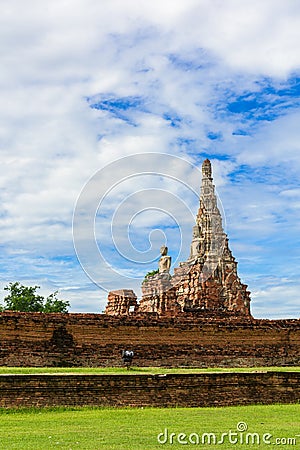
[121, 349, 134, 369]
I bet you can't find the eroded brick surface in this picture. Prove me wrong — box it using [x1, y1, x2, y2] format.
[105, 289, 138, 316]
[0, 372, 299, 408]
[0, 312, 299, 367]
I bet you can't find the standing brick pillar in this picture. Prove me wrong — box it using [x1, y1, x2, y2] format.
[105, 289, 138, 316]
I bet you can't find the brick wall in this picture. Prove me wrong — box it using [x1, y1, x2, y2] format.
[0, 312, 299, 367]
[0, 372, 299, 408]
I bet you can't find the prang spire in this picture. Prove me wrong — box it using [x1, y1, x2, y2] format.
[202, 158, 212, 179]
[181, 158, 251, 316]
[190, 159, 226, 261]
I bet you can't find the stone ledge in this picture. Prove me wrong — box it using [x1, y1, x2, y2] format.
[0, 372, 299, 408]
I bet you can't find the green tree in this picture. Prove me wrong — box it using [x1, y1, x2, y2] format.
[43, 291, 69, 313]
[1, 282, 70, 313]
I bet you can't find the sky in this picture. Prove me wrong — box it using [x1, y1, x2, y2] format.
[1, 0, 300, 318]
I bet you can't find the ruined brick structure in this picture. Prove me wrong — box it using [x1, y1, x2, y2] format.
[106, 159, 251, 318]
[0, 312, 299, 368]
[105, 289, 138, 316]
[1, 372, 300, 408]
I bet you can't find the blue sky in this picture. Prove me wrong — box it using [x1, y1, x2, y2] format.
[1, 0, 300, 318]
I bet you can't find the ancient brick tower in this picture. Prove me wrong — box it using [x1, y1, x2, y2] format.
[170, 158, 251, 316]
[106, 159, 251, 318]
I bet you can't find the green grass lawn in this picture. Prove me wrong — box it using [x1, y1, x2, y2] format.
[0, 367, 299, 448]
[0, 366, 299, 374]
[0, 404, 299, 449]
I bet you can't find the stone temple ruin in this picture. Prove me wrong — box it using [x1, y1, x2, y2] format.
[105, 159, 251, 318]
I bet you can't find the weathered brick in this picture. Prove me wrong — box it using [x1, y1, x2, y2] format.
[0, 312, 299, 367]
[0, 372, 299, 408]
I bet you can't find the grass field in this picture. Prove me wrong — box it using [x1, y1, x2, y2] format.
[1, 368, 299, 448]
[0, 404, 299, 449]
[0, 366, 300, 374]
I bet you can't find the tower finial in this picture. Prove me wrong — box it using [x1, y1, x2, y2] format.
[202, 158, 212, 178]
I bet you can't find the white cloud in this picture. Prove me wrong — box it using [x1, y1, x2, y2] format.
[252, 283, 300, 319]
[0, 0, 300, 317]
[186, 0, 300, 77]
[234, 111, 300, 167]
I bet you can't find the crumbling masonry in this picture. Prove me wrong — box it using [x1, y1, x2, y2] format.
[105, 159, 251, 318]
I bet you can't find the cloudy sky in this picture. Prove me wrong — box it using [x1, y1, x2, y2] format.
[1, 0, 300, 318]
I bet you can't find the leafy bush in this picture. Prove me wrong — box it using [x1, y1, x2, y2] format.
[143, 269, 159, 282]
[1, 282, 70, 313]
